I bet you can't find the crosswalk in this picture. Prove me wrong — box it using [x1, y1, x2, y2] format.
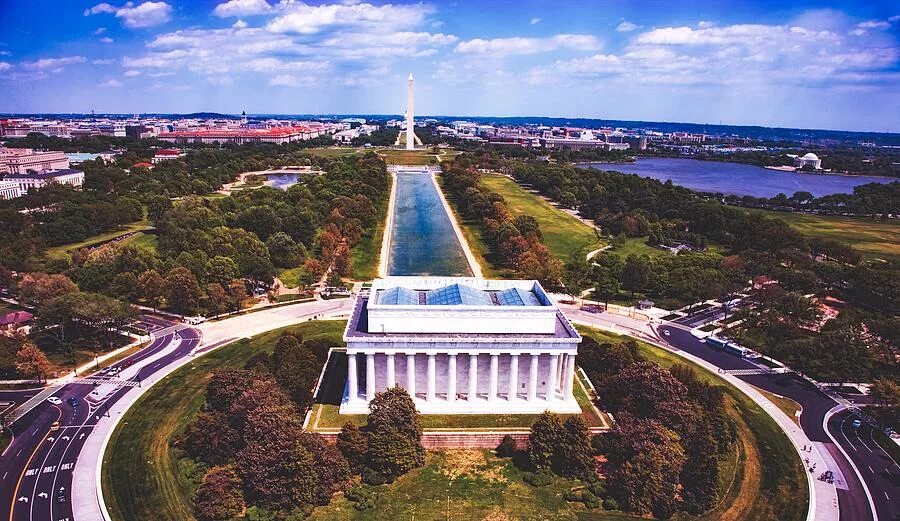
[725, 368, 772, 375]
[76, 377, 141, 387]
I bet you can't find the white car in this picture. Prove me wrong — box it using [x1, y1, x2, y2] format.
[47, 397, 63, 405]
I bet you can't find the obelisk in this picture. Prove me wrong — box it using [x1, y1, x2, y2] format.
[405, 73, 415, 150]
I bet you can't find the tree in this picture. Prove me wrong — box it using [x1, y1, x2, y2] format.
[606, 417, 686, 519]
[182, 411, 241, 465]
[226, 279, 248, 311]
[164, 266, 202, 316]
[562, 259, 591, 304]
[15, 342, 50, 382]
[271, 333, 321, 411]
[599, 362, 688, 419]
[192, 466, 245, 521]
[621, 255, 651, 298]
[365, 387, 425, 478]
[528, 411, 564, 470]
[205, 369, 256, 412]
[869, 378, 900, 429]
[337, 422, 368, 473]
[559, 416, 595, 478]
[266, 232, 305, 269]
[137, 270, 165, 310]
[204, 283, 228, 317]
[17, 273, 78, 306]
[205, 256, 240, 287]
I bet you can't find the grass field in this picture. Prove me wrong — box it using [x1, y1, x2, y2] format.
[607, 237, 669, 259]
[101, 320, 347, 521]
[45, 220, 153, 259]
[750, 209, 900, 261]
[303, 147, 363, 158]
[481, 175, 604, 262]
[278, 266, 306, 288]
[378, 149, 440, 165]
[121, 231, 158, 252]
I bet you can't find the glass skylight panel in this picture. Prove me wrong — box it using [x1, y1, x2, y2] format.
[378, 286, 419, 305]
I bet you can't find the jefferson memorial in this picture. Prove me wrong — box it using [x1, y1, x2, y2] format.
[341, 277, 582, 414]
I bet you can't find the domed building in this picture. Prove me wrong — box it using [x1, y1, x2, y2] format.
[794, 152, 821, 170]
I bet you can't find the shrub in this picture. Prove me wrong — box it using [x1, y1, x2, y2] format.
[345, 485, 376, 511]
[523, 469, 554, 487]
[361, 466, 391, 485]
[603, 497, 620, 511]
[495, 434, 517, 457]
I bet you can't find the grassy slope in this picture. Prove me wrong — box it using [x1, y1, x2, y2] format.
[121, 231, 158, 252]
[748, 209, 900, 261]
[480, 175, 604, 262]
[45, 220, 152, 258]
[436, 176, 506, 278]
[101, 320, 346, 521]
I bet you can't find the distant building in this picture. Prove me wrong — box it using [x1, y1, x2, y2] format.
[625, 136, 648, 150]
[3, 169, 84, 192]
[0, 181, 22, 200]
[0, 310, 33, 335]
[158, 124, 336, 145]
[152, 149, 186, 164]
[0, 148, 70, 174]
[794, 152, 822, 169]
[540, 138, 629, 151]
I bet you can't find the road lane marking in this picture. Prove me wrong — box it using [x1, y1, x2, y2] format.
[867, 465, 874, 474]
[8, 405, 61, 521]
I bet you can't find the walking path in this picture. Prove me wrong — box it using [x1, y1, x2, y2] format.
[377, 171, 397, 277]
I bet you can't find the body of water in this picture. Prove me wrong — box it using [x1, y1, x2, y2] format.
[387, 171, 472, 276]
[265, 172, 301, 190]
[582, 158, 893, 198]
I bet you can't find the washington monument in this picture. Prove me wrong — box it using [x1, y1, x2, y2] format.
[405, 73, 417, 150]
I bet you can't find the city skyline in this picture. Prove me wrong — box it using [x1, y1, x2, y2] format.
[1, 0, 899, 132]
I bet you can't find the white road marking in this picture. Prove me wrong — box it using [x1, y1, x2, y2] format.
[867, 465, 874, 474]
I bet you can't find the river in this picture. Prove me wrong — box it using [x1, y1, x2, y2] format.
[581, 158, 893, 198]
[386, 170, 472, 276]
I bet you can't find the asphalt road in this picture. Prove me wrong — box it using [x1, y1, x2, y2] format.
[657, 324, 880, 521]
[0, 325, 201, 521]
[828, 409, 900, 521]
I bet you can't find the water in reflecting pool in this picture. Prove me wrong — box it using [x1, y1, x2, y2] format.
[387, 172, 472, 276]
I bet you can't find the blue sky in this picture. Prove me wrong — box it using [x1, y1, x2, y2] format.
[1, 0, 899, 131]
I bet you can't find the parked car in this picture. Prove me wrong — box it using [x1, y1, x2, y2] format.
[47, 396, 62, 405]
[185, 316, 207, 325]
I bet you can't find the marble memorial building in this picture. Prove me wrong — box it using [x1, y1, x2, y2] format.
[341, 277, 582, 414]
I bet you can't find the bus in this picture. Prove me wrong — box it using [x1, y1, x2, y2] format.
[724, 343, 750, 357]
[705, 336, 730, 349]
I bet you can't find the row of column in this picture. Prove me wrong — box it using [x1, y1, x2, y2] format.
[347, 352, 576, 403]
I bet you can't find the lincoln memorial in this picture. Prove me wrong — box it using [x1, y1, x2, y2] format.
[341, 277, 582, 414]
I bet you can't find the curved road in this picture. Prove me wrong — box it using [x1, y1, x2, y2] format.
[0, 325, 201, 521]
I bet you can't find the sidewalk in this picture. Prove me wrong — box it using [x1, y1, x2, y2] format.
[569, 316, 836, 521]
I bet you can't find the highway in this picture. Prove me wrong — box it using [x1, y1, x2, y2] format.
[0, 320, 201, 521]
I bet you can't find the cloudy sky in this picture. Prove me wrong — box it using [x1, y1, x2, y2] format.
[1, 0, 898, 131]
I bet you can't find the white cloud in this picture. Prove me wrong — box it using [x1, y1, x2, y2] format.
[267, 2, 433, 34]
[616, 21, 638, 32]
[233, 19, 249, 29]
[0, 62, 11, 71]
[213, 0, 271, 18]
[93, 58, 116, 65]
[95, 27, 107, 34]
[530, 17, 541, 25]
[635, 23, 838, 46]
[850, 20, 891, 36]
[455, 34, 602, 56]
[124, 69, 141, 77]
[86, 2, 172, 28]
[116, 2, 172, 28]
[269, 74, 304, 86]
[21, 56, 86, 70]
[84, 3, 117, 16]
[99, 78, 123, 87]
[100, 37, 114, 43]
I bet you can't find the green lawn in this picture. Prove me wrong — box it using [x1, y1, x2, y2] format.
[101, 320, 347, 521]
[607, 237, 669, 259]
[121, 231, 158, 252]
[378, 149, 441, 165]
[481, 175, 604, 262]
[45, 220, 153, 258]
[749, 209, 900, 261]
[310, 450, 639, 521]
[303, 147, 363, 158]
